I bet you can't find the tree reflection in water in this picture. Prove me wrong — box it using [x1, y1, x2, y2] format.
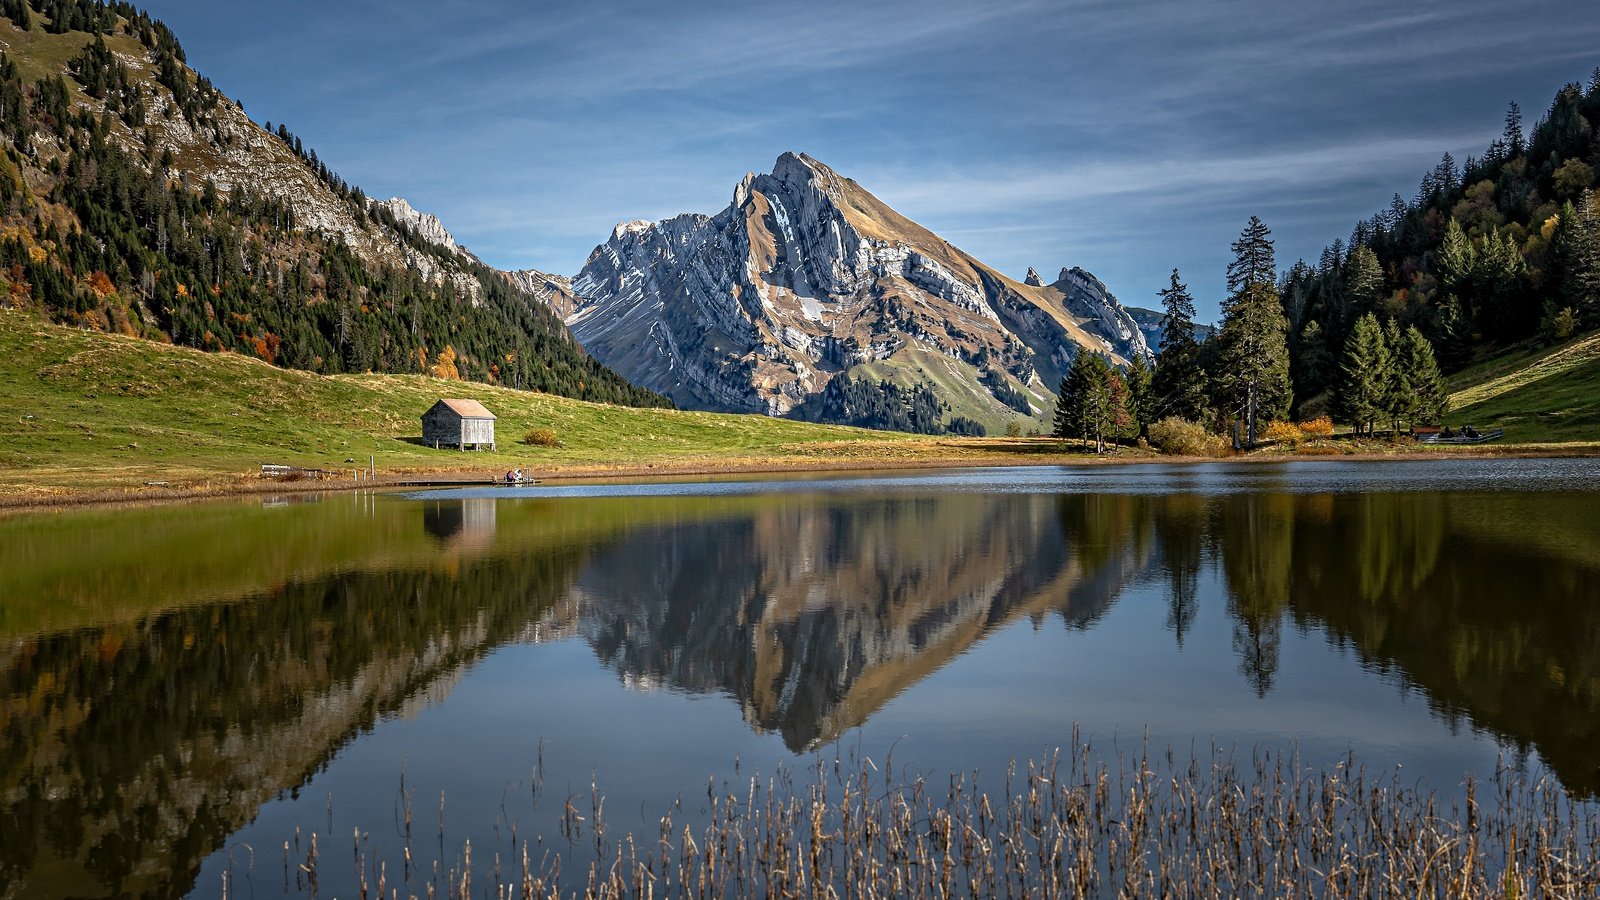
[2, 478, 1598, 898]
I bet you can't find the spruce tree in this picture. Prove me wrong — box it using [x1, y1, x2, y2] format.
[1151, 268, 1208, 422]
[1380, 319, 1409, 434]
[1053, 373, 1077, 442]
[1398, 326, 1448, 427]
[1436, 295, 1474, 371]
[1503, 101, 1524, 157]
[1344, 246, 1384, 317]
[1214, 218, 1291, 446]
[1294, 320, 1333, 401]
[1055, 351, 1113, 452]
[1335, 314, 1389, 435]
[1125, 353, 1154, 438]
[1557, 191, 1600, 328]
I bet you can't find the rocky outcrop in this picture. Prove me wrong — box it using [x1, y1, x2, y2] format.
[565, 153, 1148, 429]
[1050, 267, 1150, 362]
[505, 268, 582, 319]
[378, 197, 461, 253]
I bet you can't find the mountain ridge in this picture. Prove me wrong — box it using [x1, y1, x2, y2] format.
[563, 151, 1148, 433]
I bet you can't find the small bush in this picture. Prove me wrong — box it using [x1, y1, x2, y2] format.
[1298, 416, 1334, 438]
[1147, 417, 1230, 457]
[1262, 421, 1303, 445]
[522, 428, 561, 448]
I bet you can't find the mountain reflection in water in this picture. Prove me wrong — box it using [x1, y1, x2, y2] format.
[1, 465, 1597, 898]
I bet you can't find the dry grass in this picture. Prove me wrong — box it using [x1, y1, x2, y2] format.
[1449, 332, 1600, 410]
[251, 740, 1600, 899]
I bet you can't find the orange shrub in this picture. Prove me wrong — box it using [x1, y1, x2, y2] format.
[1262, 421, 1304, 445]
[1298, 416, 1334, 438]
[522, 428, 562, 448]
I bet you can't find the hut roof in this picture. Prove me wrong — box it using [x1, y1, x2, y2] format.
[430, 398, 496, 419]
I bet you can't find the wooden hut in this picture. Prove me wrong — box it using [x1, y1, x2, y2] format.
[422, 399, 496, 451]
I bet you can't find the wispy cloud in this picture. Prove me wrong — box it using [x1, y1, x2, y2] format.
[142, 0, 1600, 318]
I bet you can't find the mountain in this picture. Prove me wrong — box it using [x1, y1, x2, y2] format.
[566, 152, 1148, 433]
[0, 2, 665, 408]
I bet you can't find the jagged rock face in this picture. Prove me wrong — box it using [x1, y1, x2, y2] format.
[566, 152, 1147, 424]
[1051, 267, 1150, 362]
[378, 197, 460, 252]
[505, 268, 582, 319]
[1025, 267, 1044, 287]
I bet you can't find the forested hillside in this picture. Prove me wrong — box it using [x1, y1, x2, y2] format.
[0, 0, 668, 408]
[1282, 70, 1600, 407]
[1058, 68, 1600, 450]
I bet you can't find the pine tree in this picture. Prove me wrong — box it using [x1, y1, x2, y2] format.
[1214, 218, 1291, 446]
[1380, 319, 1409, 434]
[1293, 319, 1333, 402]
[1227, 216, 1276, 296]
[1503, 101, 1524, 157]
[1398, 326, 1448, 427]
[1125, 353, 1155, 438]
[1335, 314, 1389, 435]
[1557, 191, 1600, 328]
[1344, 245, 1384, 317]
[1151, 268, 1208, 422]
[1436, 218, 1474, 299]
[1055, 351, 1113, 452]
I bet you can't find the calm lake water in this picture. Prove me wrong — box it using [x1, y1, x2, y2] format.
[3, 459, 1599, 898]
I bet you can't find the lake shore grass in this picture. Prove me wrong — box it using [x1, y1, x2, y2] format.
[259, 741, 1600, 899]
[5, 310, 1597, 512]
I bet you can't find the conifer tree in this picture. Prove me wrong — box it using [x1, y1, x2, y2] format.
[1436, 295, 1474, 371]
[1055, 351, 1114, 452]
[1151, 268, 1208, 422]
[1344, 245, 1384, 317]
[1398, 325, 1448, 427]
[1214, 218, 1291, 446]
[1125, 353, 1154, 438]
[1294, 319, 1333, 401]
[1503, 101, 1524, 157]
[1380, 319, 1409, 434]
[1557, 190, 1600, 328]
[1335, 314, 1389, 435]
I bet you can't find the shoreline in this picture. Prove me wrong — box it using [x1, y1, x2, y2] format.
[4, 440, 1597, 514]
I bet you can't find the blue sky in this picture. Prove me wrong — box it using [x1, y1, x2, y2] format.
[142, 0, 1599, 322]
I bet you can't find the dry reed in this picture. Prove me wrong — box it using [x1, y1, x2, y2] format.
[256, 734, 1599, 899]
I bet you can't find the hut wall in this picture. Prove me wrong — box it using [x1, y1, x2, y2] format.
[460, 418, 495, 448]
[422, 410, 462, 447]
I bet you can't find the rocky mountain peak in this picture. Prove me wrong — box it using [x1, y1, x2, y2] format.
[378, 197, 459, 253]
[1025, 267, 1044, 287]
[564, 153, 1152, 432]
[612, 219, 656, 241]
[1050, 267, 1150, 361]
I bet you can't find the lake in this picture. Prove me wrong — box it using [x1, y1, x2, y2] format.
[2, 458, 1598, 898]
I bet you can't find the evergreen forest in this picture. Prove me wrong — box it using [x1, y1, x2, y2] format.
[1058, 67, 1600, 449]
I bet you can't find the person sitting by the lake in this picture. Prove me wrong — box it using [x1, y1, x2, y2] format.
[1462, 425, 1478, 439]
[1441, 425, 1455, 439]
[505, 468, 524, 484]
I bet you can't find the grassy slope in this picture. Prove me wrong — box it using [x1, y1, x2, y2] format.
[1447, 331, 1600, 442]
[0, 310, 967, 499]
[851, 348, 1049, 436]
